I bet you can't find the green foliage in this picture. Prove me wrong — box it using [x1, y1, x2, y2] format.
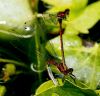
[0, 86, 6, 96]
[0, 0, 100, 96]
[35, 79, 97, 96]
[45, 0, 100, 91]
[0, 0, 34, 40]
[43, 0, 100, 34]
[67, 1, 100, 34]
[42, 0, 88, 13]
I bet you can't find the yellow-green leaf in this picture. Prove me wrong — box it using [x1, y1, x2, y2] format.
[68, 1, 100, 33]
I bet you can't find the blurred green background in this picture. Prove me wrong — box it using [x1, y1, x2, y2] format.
[0, 0, 100, 96]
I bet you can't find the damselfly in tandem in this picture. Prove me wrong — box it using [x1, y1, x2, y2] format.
[36, 9, 76, 85]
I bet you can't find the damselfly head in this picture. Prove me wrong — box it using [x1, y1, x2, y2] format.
[67, 68, 73, 74]
[57, 9, 70, 21]
[64, 9, 70, 15]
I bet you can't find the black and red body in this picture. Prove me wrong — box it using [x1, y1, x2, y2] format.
[47, 59, 73, 75]
[57, 9, 70, 24]
[47, 9, 74, 79]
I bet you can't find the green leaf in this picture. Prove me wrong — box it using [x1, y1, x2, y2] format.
[46, 33, 100, 89]
[35, 79, 97, 96]
[67, 1, 100, 33]
[46, 35, 82, 57]
[0, 0, 34, 39]
[42, 0, 88, 13]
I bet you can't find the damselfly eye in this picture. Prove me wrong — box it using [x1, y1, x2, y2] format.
[64, 9, 70, 15]
[57, 9, 70, 22]
[69, 68, 73, 72]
